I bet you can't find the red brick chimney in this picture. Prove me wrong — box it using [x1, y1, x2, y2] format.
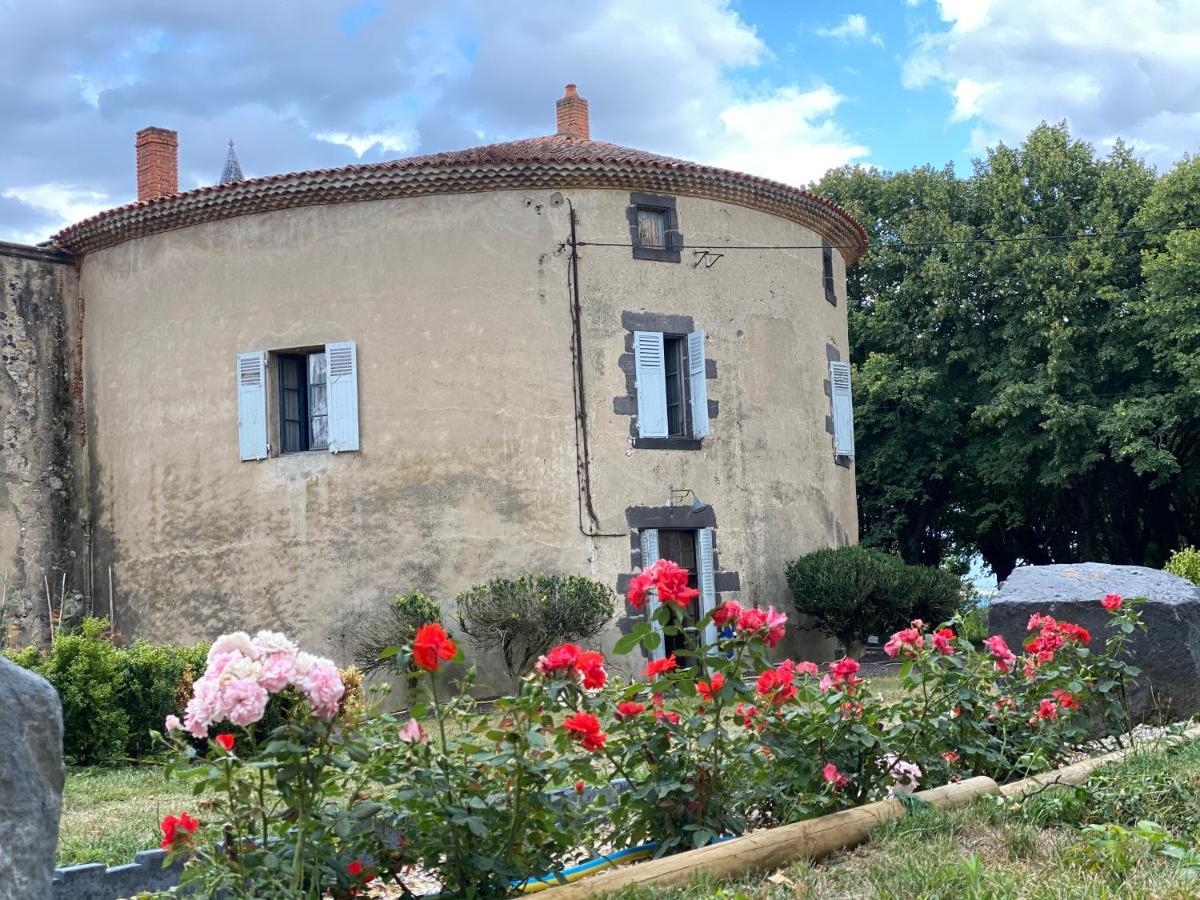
[555, 84, 590, 141]
[136, 127, 178, 201]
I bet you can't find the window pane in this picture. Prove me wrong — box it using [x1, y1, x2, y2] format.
[308, 352, 329, 450]
[278, 354, 307, 453]
[663, 337, 685, 436]
[658, 530, 700, 657]
[638, 208, 666, 248]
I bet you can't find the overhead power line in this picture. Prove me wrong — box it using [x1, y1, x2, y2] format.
[574, 222, 1200, 253]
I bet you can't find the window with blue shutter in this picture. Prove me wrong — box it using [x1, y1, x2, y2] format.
[631, 327, 712, 446]
[326, 341, 360, 453]
[237, 351, 268, 461]
[697, 527, 718, 645]
[639, 528, 663, 659]
[687, 330, 709, 438]
[830, 360, 855, 459]
[633, 331, 668, 438]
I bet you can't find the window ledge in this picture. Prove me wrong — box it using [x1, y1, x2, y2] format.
[632, 246, 682, 263]
[633, 437, 703, 451]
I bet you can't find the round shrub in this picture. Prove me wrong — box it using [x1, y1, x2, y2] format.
[353, 591, 442, 677]
[786, 546, 966, 651]
[455, 574, 615, 680]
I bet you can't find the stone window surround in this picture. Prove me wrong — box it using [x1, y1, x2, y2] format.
[614, 311, 718, 452]
[627, 191, 683, 263]
[614, 505, 742, 645]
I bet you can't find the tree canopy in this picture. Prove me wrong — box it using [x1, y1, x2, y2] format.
[814, 123, 1200, 580]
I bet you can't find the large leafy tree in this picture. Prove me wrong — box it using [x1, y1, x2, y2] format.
[816, 123, 1197, 579]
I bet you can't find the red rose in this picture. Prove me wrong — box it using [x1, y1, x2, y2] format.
[711, 600, 743, 627]
[931, 628, 956, 655]
[1102, 593, 1123, 612]
[535, 643, 582, 677]
[562, 712, 607, 752]
[215, 733, 234, 752]
[160, 811, 198, 849]
[412, 623, 457, 672]
[626, 570, 655, 608]
[576, 650, 608, 689]
[574, 780, 586, 794]
[696, 672, 725, 703]
[1052, 689, 1080, 710]
[616, 701, 645, 718]
[347, 859, 365, 877]
[1034, 698, 1058, 720]
[736, 607, 768, 633]
[642, 655, 678, 680]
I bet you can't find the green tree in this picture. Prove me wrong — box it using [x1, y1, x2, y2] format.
[816, 122, 1197, 579]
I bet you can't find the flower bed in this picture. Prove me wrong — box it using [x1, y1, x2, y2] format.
[154, 565, 1147, 898]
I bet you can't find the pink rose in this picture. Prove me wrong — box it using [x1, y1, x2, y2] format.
[164, 714, 182, 733]
[298, 661, 345, 720]
[764, 607, 788, 648]
[398, 718, 426, 743]
[258, 652, 298, 693]
[736, 607, 768, 634]
[221, 678, 270, 727]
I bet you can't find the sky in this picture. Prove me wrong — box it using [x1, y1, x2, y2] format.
[3, 0, 1199, 245]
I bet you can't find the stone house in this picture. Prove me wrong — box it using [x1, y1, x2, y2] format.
[0, 85, 865, 678]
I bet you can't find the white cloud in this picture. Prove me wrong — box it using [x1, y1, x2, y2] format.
[712, 85, 870, 186]
[816, 14, 884, 47]
[1, 0, 873, 243]
[3, 184, 111, 232]
[904, 0, 1200, 165]
[314, 130, 415, 157]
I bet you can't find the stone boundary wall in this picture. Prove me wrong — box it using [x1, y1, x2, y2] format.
[53, 849, 184, 899]
[0, 241, 84, 647]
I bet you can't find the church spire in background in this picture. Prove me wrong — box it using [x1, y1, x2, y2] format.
[219, 140, 243, 184]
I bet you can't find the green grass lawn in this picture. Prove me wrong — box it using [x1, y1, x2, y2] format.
[605, 735, 1200, 899]
[58, 764, 196, 867]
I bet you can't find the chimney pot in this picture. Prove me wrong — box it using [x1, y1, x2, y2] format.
[136, 127, 179, 201]
[555, 84, 589, 141]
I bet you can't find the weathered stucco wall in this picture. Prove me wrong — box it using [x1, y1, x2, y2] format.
[0, 243, 81, 645]
[77, 187, 855, 677]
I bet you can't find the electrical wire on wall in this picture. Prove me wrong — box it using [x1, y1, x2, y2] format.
[574, 221, 1200, 254]
[563, 197, 625, 539]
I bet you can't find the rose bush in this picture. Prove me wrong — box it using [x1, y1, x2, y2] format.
[158, 568, 1146, 897]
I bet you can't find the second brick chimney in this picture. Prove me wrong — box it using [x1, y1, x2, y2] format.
[555, 84, 590, 141]
[136, 127, 179, 201]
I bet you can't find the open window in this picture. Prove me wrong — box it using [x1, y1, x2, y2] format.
[639, 526, 718, 660]
[633, 330, 709, 447]
[236, 341, 359, 460]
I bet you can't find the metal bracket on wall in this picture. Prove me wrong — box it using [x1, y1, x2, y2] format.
[692, 250, 724, 269]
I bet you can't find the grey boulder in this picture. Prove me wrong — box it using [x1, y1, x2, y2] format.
[988, 563, 1200, 723]
[0, 655, 65, 900]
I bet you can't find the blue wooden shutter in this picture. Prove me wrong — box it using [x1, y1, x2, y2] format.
[687, 330, 710, 438]
[326, 341, 360, 453]
[830, 360, 855, 459]
[237, 351, 268, 461]
[639, 528, 663, 659]
[633, 331, 668, 438]
[697, 527, 718, 646]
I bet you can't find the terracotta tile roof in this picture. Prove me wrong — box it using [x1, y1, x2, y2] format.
[52, 134, 868, 263]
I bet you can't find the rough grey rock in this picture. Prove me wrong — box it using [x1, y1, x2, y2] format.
[989, 563, 1200, 723]
[0, 655, 65, 899]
